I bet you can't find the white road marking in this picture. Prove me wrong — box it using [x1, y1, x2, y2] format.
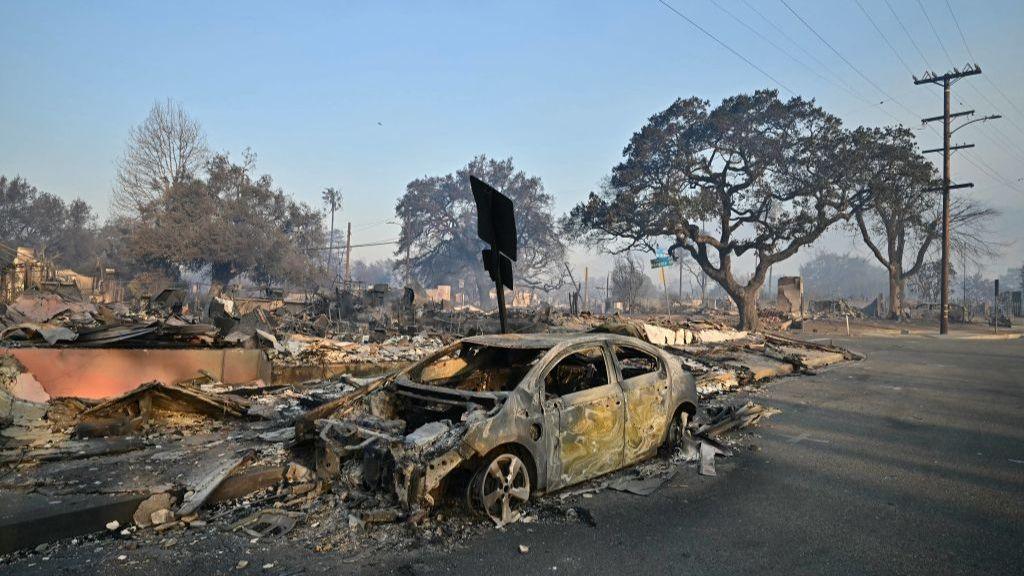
[786, 432, 831, 445]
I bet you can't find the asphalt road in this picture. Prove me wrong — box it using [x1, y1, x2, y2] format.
[367, 334, 1024, 576]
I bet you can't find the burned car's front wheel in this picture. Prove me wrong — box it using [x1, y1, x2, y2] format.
[468, 452, 531, 525]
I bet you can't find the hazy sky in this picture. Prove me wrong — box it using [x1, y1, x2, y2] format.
[2, 0, 1022, 283]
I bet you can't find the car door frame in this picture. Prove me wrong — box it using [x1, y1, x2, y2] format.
[610, 339, 672, 465]
[537, 342, 625, 491]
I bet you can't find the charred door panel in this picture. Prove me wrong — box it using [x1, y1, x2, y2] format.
[615, 345, 671, 464]
[554, 383, 624, 488]
[620, 373, 669, 463]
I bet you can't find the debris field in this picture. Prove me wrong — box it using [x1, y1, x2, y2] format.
[0, 294, 857, 564]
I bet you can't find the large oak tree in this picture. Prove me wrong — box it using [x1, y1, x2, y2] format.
[565, 90, 876, 330]
[395, 156, 565, 305]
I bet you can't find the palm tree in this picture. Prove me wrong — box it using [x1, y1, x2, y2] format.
[322, 187, 343, 281]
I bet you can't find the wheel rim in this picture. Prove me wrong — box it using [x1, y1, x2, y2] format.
[477, 453, 530, 526]
[669, 411, 689, 446]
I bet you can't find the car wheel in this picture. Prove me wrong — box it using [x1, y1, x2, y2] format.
[664, 410, 698, 458]
[469, 452, 531, 526]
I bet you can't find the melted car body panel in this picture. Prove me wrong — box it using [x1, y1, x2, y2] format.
[620, 371, 668, 463]
[553, 382, 624, 488]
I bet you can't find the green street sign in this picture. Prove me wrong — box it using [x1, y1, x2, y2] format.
[650, 256, 672, 269]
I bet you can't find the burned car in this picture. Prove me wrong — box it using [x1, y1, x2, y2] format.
[297, 333, 697, 525]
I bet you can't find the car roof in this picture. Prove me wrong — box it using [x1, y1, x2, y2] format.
[459, 332, 636, 350]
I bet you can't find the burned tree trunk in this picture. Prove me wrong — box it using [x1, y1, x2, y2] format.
[209, 262, 234, 297]
[474, 270, 493, 308]
[888, 268, 904, 320]
[732, 287, 762, 332]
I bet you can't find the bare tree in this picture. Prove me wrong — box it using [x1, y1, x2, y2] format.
[677, 255, 708, 305]
[113, 99, 209, 216]
[610, 254, 652, 313]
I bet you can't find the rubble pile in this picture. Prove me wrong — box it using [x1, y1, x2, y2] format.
[590, 318, 858, 395]
[0, 304, 861, 558]
[807, 298, 867, 320]
[0, 289, 219, 348]
[271, 333, 446, 367]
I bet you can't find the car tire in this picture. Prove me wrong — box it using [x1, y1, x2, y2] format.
[467, 451, 531, 526]
[664, 409, 698, 459]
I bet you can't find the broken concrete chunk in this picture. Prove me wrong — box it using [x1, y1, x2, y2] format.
[642, 323, 677, 346]
[150, 508, 175, 526]
[675, 328, 693, 346]
[133, 492, 176, 528]
[693, 328, 748, 344]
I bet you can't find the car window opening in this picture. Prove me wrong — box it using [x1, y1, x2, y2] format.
[545, 347, 609, 398]
[410, 343, 544, 392]
[614, 345, 660, 379]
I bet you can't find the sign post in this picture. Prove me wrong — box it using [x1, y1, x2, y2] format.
[651, 251, 672, 315]
[470, 176, 517, 334]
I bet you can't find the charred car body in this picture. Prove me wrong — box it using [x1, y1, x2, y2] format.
[297, 333, 697, 524]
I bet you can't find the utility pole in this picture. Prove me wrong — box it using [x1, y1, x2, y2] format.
[342, 222, 352, 285]
[598, 274, 606, 313]
[914, 64, 990, 334]
[678, 258, 683, 302]
[994, 279, 1000, 334]
[660, 266, 669, 314]
[583, 267, 589, 313]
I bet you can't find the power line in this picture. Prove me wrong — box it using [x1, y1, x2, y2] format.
[865, 0, 1024, 200]
[960, 149, 1024, 197]
[982, 77, 1024, 135]
[944, 0, 976, 62]
[656, 0, 795, 95]
[882, 0, 932, 70]
[915, 0, 956, 66]
[705, 0, 871, 104]
[939, 1, 1024, 139]
[308, 239, 398, 252]
[970, 117, 1024, 164]
[853, 0, 915, 77]
[777, 0, 920, 123]
[852, 0, 1023, 169]
[737, 0, 867, 98]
